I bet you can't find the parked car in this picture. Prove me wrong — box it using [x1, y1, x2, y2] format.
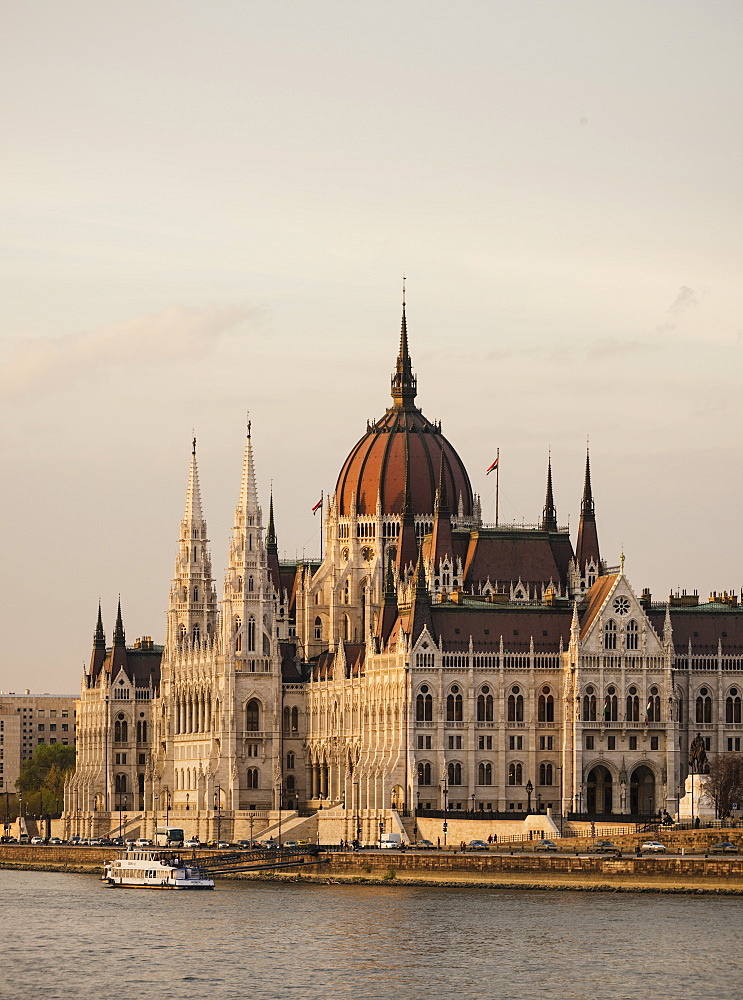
[30, 837, 44, 845]
[591, 841, 619, 853]
[124, 838, 136, 847]
[185, 838, 201, 848]
[467, 840, 490, 851]
[0, 836, 18, 844]
[49, 837, 63, 845]
[89, 838, 103, 846]
[414, 840, 436, 850]
[641, 841, 667, 853]
[67, 836, 81, 845]
[710, 841, 739, 854]
[135, 838, 152, 847]
[236, 839, 257, 849]
[535, 839, 558, 851]
[283, 840, 299, 848]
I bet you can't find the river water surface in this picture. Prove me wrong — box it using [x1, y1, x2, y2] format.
[1, 870, 740, 1000]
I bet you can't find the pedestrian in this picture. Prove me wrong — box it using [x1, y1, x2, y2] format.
[488, 834, 493, 844]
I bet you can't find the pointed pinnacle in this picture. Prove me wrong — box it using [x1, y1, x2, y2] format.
[94, 601, 106, 649]
[581, 448, 595, 517]
[542, 455, 557, 531]
[113, 598, 125, 645]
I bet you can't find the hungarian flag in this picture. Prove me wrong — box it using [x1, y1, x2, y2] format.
[486, 457, 499, 474]
[311, 497, 323, 514]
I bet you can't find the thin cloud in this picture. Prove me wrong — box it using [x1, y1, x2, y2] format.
[0, 303, 257, 398]
[668, 286, 697, 314]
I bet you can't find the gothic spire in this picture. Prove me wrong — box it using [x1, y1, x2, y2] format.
[94, 601, 106, 650]
[266, 486, 282, 595]
[576, 447, 600, 568]
[113, 597, 126, 646]
[390, 287, 417, 408]
[89, 602, 107, 681]
[410, 545, 434, 643]
[581, 448, 595, 518]
[235, 422, 261, 527]
[183, 435, 204, 525]
[110, 597, 128, 676]
[396, 434, 418, 576]
[431, 448, 454, 569]
[267, 488, 277, 554]
[542, 455, 558, 532]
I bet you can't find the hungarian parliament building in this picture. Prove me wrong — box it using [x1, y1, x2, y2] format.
[65, 302, 743, 842]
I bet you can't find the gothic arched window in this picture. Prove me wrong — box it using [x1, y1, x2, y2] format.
[447, 761, 462, 785]
[604, 620, 617, 650]
[539, 762, 553, 785]
[626, 688, 640, 722]
[647, 687, 661, 722]
[508, 762, 523, 786]
[446, 687, 463, 722]
[416, 687, 433, 721]
[246, 699, 260, 732]
[417, 761, 432, 785]
[314, 617, 322, 641]
[696, 688, 712, 724]
[247, 768, 259, 789]
[247, 616, 256, 652]
[477, 687, 493, 722]
[726, 689, 742, 724]
[538, 687, 554, 722]
[626, 619, 639, 650]
[583, 687, 597, 721]
[603, 688, 618, 722]
[478, 761, 492, 785]
[508, 688, 524, 722]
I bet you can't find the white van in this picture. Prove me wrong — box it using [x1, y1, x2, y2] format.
[379, 832, 402, 849]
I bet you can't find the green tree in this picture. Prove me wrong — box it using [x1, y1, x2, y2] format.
[16, 743, 75, 815]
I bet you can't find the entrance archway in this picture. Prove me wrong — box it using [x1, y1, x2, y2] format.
[630, 765, 655, 816]
[586, 765, 613, 815]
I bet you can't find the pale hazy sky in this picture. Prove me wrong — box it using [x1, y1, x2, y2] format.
[2, 0, 741, 693]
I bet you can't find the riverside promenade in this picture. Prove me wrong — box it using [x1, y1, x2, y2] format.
[2, 832, 743, 894]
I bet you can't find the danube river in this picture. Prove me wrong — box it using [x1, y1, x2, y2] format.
[2, 870, 740, 999]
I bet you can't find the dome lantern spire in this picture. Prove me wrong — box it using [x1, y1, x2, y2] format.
[390, 282, 417, 408]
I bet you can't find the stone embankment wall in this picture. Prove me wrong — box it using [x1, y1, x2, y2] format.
[321, 851, 743, 880]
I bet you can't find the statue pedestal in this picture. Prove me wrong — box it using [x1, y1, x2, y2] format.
[678, 774, 716, 821]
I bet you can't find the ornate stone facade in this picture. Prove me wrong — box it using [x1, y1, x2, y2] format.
[65, 302, 743, 841]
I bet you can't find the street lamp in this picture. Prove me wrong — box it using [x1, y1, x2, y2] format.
[525, 780, 533, 815]
[214, 785, 222, 844]
[554, 765, 564, 837]
[442, 772, 449, 848]
[118, 793, 128, 840]
[185, 792, 190, 811]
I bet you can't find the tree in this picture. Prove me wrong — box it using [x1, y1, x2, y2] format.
[16, 743, 75, 815]
[706, 753, 743, 819]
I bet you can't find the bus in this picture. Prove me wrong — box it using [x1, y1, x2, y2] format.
[154, 827, 184, 847]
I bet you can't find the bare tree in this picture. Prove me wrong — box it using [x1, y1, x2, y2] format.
[706, 754, 743, 819]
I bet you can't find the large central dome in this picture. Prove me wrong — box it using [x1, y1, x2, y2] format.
[335, 306, 474, 517]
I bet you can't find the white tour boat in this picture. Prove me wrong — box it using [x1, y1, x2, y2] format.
[103, 849, 215, 890]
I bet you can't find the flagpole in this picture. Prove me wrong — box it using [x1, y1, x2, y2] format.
[495, 447, 500, 527]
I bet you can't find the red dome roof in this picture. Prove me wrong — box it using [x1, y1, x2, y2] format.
[335, 307, 473, 517]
